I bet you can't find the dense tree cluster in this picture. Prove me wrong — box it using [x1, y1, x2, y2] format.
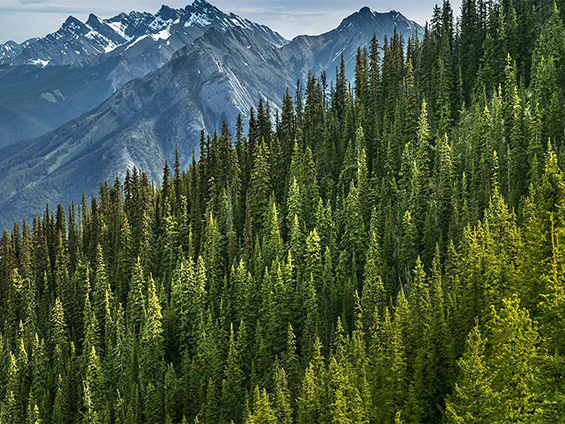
[1, 0, 565, 422]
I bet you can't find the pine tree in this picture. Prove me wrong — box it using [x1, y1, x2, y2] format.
[50, 298, 69, 377]
[52, 373, 71, 424]
[341, 182, 366, 271]
[84, 346, 105, 422]
[93, 244, 112, 350]
[264, 198, 283, 265]
[362, 230, 386, 331]
[445, 322, 496, 424]
[271, 364, 292, 424]
[127, 257, 146, 334]
[246, 386, 277, 424]
[539, 214, 565, 361]
[140, 277, 165, 422]
[297, 338, 326, 424]
[399, 211, 418, 286]
[486, 295, 544, 422]
[282, 324, 301, 403]
[164, 364, 180, 424]
[249, 141, 272, 233]
[221, 324, 244, 423]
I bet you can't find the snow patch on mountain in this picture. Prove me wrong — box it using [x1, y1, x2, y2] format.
[106, 20, 133, 41]
[2, 0, 287, 67]
[185, 12, 212, 27]
[29, 58, 49, 67]
[152, 28, 172, 41]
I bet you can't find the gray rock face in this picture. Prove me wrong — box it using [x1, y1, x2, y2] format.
[0, 38, 37, 63]
[0, 5, 422, 230]
[0, 0, 287, 147]
[0, 58, 126, 147]
[0, 41, 23, 62]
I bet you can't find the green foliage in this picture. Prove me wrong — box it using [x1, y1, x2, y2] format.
[1, 3, 565, 421]
[446, 322, 494, 423]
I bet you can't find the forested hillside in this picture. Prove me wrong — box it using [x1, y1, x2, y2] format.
[1, 0, 565, 422]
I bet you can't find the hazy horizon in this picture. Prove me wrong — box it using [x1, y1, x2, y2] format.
[0, 0, 461, 44]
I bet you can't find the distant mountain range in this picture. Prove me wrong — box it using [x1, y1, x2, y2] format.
[0, 1, 286, 68]
[0, 1, 423, 229]
[0, 0, 286, 147]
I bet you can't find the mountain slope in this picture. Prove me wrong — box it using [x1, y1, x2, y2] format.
[0, 6, 423, 229]
[282, 8, 422, 81]
[0, 27, 292, 227]
[0, 0, 287, 147]
[0, 58, 125, 146]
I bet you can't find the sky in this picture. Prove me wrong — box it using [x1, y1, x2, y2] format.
[0, 0, 462, 44]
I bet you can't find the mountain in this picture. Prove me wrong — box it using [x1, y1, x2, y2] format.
[282, 7, 422, 82]
[0, 0, 286, 147]
[3, 0, 286, 68]
[0, 38, 37, 63]
[102, 1, 287, 86]
[7, 16, 126, 67]
[0, 27, 291, 226]
[0, 6, 423, 229]
[0, 57, 126, 147]
[0, 41, 23, 62]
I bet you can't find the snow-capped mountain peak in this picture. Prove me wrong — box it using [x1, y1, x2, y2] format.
[0, 0, 287, 67]
[192, 0, 213, 8]
[157, 5, 181, 21]
[0, 40, 21, 59]
[62, 15, 83, 29]
[334, 6, 423, 38]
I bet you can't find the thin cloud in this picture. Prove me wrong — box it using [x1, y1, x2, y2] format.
[19, 0, 50, 4]
[0, 0, 119, 14]
[0, 6, 81, 11]
[0, 0, 461, 43]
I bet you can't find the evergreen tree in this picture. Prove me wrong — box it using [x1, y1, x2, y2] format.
[445, 322, 496, 424]
[221, 324, 244, 423]
[140, 278, 165, 422]
[246, 386, 277, 424]
[486, 295, 544, 422]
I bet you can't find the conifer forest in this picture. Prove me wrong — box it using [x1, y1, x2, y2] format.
[2, 0, 565, 422]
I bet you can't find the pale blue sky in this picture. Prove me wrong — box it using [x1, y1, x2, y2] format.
[0, 0, 462, 44]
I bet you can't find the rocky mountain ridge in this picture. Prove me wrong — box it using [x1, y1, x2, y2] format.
[0, 4, 423, 229]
